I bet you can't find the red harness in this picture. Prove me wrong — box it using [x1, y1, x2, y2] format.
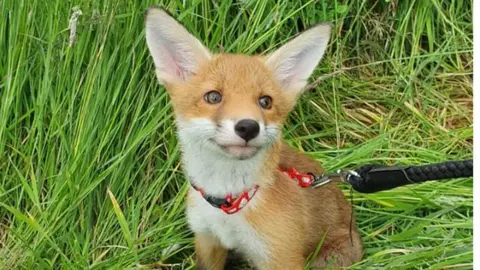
[191, 167, 315, 214]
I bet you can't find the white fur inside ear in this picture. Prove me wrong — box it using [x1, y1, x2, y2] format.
[145, 8, 212, 84]
[265, 24, 332, 93]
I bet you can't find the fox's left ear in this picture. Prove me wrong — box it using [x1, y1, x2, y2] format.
[145, 7, 212, 85]
[264, 23, 332, 95]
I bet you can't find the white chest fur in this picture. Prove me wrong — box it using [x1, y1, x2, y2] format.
[186, 191, 266, 260]
[182, 149, 269, 260]
[176, 117, 271, 261]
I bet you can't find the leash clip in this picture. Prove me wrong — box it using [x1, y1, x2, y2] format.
[310, 172, 332, 188]
[311, 169, 358, 188]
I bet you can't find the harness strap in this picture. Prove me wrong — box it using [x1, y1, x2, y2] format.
[191, 184, 259, 214]
[191, 159, 473, 214]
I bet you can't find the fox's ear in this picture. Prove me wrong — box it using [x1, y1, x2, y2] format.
[145, 8, 212, 85]
[264, 23, 332, 94]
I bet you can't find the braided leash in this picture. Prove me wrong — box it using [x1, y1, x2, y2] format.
[306, 159, 473, 246]
[312, 159, 473, 193]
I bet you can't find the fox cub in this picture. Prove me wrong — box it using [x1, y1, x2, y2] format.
[145, 7, 363, 270]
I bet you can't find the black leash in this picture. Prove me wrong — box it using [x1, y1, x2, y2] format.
[311, 159, 473, 193]
[310, 159, 472, 247]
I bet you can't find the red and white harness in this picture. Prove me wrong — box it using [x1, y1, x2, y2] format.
[191, 167, 319, 214]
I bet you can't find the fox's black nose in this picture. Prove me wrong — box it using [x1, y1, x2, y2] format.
[234, 119, 260, 142]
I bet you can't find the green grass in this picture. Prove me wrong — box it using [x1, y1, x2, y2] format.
[0, 0, 473, 269]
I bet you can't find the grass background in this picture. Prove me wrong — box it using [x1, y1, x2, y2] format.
[0, 0, 473, 269]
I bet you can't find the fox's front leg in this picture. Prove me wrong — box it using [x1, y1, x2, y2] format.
[255, 246, 305, 270]
[260, 256, 305, 270]
[194, 233, 228, 270]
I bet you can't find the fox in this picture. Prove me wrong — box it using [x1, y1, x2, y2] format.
[144, 7, 363, 270]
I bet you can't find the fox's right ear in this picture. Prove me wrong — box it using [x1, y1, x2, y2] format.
[145, 8, 212, 85]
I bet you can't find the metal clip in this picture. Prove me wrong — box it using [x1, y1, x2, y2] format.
[311, 173, 333, 188]
[311, 169, 359, 188]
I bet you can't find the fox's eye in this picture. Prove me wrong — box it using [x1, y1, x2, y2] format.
[258, 96, 272, 109]
[204, 91, 222, 104]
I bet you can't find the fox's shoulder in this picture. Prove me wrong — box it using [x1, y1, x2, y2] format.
[278, 141, 325, 175]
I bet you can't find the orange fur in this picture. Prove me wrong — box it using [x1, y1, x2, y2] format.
[248, 143, 363, 269]
[145, 7, 363, 269]
[190, 142, 363, 269]
[166, 54, 294, 125]
[195, 233, 229, 270]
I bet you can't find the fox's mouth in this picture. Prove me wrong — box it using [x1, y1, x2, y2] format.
[209, 139, 260, 159]
[222, 144, 259, 158]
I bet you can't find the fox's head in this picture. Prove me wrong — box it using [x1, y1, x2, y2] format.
[145, 8, 331, 160]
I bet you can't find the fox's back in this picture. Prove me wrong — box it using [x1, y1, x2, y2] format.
[264, 142, 356, 252]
